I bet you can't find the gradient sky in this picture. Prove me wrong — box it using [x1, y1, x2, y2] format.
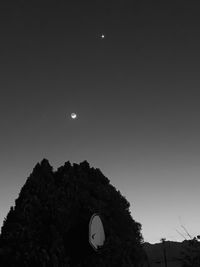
[1, 0, 200, 244]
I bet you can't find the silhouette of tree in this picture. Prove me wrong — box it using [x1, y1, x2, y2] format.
[0, 159, 145, 266]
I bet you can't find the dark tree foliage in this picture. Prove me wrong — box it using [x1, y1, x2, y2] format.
[0, 159, 145, 266]
[180, 238, 200, 267]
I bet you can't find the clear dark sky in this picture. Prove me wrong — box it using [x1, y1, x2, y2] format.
[1, 0, 200, 243]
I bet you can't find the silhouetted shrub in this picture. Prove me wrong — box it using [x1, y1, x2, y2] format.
[181, 238, 200, 267]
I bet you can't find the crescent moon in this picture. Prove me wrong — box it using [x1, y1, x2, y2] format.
[71, 113, 77, 119]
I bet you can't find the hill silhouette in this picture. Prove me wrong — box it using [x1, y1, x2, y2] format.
[143, 239, 200, 267]
[0, 159, 145, 267]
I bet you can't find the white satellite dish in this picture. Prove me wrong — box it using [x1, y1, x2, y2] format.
[89, 213, 105, 251]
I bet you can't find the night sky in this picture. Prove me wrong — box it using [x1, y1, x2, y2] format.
[1, 0, 200, 244]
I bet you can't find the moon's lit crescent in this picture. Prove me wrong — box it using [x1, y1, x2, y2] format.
[71, 113, 77, 119]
